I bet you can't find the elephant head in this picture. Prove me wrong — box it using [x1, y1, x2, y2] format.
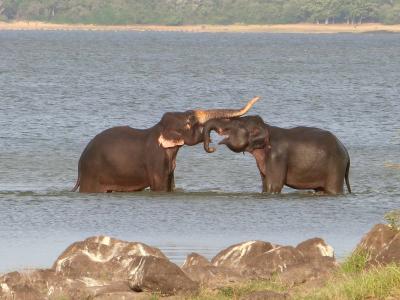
[157, 97, 260, 148]
[203, 115, 269, 153]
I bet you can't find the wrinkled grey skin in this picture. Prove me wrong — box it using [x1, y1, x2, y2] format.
[71, 97, 260, 193]
[204, 116, 351, 195]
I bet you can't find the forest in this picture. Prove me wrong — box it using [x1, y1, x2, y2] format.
[0, 0, 400, 25]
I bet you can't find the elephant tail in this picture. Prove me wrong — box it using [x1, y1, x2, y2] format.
[71, 173, 80, 192]
[72, 144, 88, 192]
[71, 159, 81, 192]
[345, 159, 351, 194]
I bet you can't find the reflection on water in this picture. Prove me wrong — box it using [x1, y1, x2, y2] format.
[0, 31, 399, 272]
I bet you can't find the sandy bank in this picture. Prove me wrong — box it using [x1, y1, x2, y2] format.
[1, 21, 400, 33]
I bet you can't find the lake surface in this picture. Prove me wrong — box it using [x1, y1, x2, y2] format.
[0, 31, 399, 273]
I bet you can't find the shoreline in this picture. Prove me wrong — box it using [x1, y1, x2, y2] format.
[1, 223, 400, 299]
[1, 21, 400, 33]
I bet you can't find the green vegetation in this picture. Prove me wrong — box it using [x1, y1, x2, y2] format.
[181, 256, 400, 300]
[191, 279, 286, 299]
[299, 251, 400, 299]
[302, 264, 400, 300]
[384, 210, 400, 231]
[0, 0, 400, 25]
[340, 249, 371, 274]
[187, 266, 400, 300]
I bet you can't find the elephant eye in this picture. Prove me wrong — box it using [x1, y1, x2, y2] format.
[188, 116, 197, 124]
[185, 115, 197, 128]
[184, 120, 191, 129]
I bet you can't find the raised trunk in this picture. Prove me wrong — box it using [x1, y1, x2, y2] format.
[203, 119, 230, 153]
[194, 96, 260, 124]
[203, 120, 220, 153]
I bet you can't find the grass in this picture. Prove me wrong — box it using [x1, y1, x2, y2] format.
[384, 210, 400, 231]
[340, 250, 371, 274]
[297, 250, 400, 300]
[178, 251, 400, 300]
[300, 264, 400, 300]
[189, 279, 286, 300]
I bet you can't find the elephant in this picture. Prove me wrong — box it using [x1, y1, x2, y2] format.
[203, 115, 351, 195]
[72, 97, 260, 193]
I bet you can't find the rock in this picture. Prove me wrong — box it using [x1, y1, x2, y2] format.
[296, 238, 335, 261]
[356, 224, 400, 266]
[211, 241, 276, 270]
[0, 269, 90, 300]
[0, 236, 172, 299]
[246, 246, 304, 278]
[94, 291, 150, 300]
[128, 256, 199, 295]
[0, 271, 43, 300]
[0, 263, 156, 300]
[210, 239, 336, 281]
[0, 236, 340, 299]
[240, 290, 288, 300]
[278, 258, 337, 286]
[375, 232, 400, 265]
[87, 281, 138, 299]
[182, 252, 212, 268]
[53, 236, 167, 282]
[181, 253, 242, 287]
[357, 224, 398, 258]
[268, 239, 337, 285]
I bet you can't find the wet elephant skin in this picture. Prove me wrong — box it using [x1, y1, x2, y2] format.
[204, 115, 351, 195]
[72, 97, 260, 193]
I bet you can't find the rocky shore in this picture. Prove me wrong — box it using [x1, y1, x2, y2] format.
[0, 224, 399, 299]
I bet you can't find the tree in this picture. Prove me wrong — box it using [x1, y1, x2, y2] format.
[1, 0, 400, 25]
[343, 0, 379, 24]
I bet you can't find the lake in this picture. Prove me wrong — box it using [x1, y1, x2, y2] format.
[0, 31, 399, 273]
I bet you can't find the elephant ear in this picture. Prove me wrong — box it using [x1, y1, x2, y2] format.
[250, 126, 270, 151]
[158, 129, 185, 148]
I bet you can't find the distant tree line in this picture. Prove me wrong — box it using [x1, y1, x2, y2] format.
[1, 0, 400, 25]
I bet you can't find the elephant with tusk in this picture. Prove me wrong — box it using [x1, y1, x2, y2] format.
[72, 97, 260, 193]
[203, 115, 351, 195]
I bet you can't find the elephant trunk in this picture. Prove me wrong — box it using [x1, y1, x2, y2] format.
[194, 96, 260, 124]
[203, 119, 227, 153]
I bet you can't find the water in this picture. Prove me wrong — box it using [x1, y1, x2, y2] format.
[0, 31, 399, 273]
